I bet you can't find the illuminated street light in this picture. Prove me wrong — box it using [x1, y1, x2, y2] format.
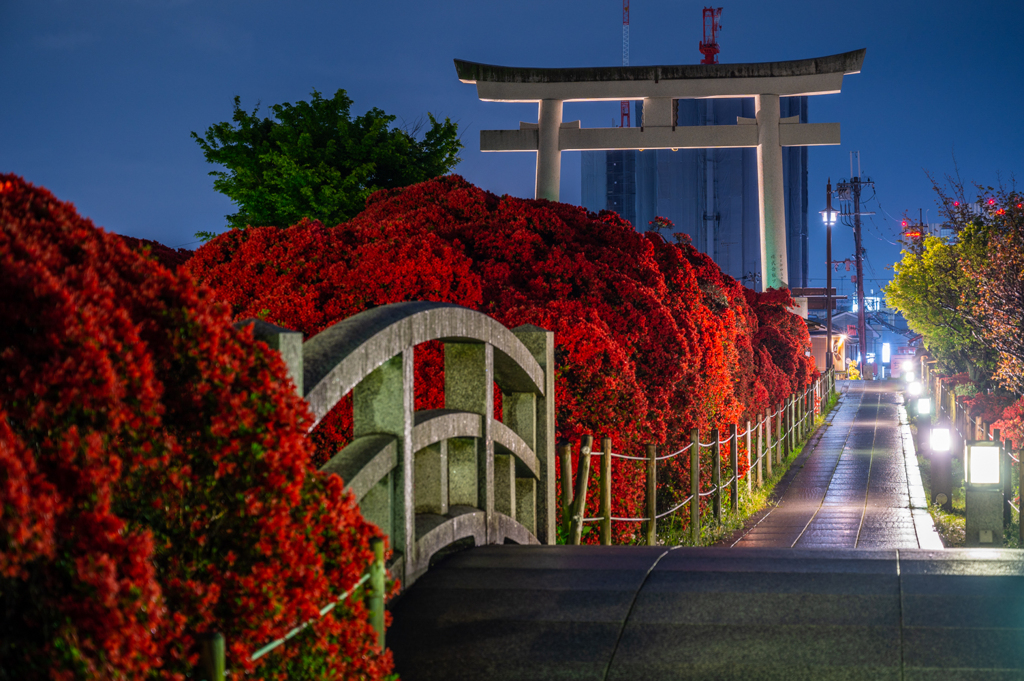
[916, 397, 931, 416]
[908, 381, 922, 396]
[966, 442, 1001, 485]
[820, 183, 838, 371]
[964, 440, 1004, 546]
[930, 425, 953, 510]
[904, 371, 915, 383]
[902, 360, 914, 371]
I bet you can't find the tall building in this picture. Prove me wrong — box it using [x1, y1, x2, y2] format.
[581, 97, 809, 290]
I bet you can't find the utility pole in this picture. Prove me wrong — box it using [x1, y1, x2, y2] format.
[826, 180, 834, 370]
[836, 152, 875, 374]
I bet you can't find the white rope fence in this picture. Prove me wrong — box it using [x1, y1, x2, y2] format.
[562, 370, 836, 546]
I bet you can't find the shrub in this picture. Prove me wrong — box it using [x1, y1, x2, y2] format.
[187, 175, 815, 542]
[0, 174, 391, 680]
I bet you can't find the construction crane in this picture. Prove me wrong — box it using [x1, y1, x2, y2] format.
[699, 7, 723, 64]
[620, 0, 630, 127]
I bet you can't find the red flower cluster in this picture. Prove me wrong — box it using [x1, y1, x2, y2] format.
[0, 175, 392, 680]
[993, 395, 1024, 450]
[938, 372, 973, 390]
[187, 175, 816, 542]
[961, 392, 1013, 425]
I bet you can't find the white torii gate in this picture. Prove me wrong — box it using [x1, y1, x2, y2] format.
[455, 49, 865, 290]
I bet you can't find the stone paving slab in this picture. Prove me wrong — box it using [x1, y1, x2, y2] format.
[389, 546, 1024, 680]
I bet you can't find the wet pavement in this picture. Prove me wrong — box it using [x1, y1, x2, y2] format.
[388, 381, 1024, 680]
[733, 380, 943, 550]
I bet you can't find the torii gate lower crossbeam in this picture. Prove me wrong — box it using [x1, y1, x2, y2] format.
[455, 50, 865, 290]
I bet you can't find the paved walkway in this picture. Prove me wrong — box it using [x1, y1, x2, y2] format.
[733, 380, 943, 550]
[388, 381, 1024, 680]
[389, 546, 1024, 680]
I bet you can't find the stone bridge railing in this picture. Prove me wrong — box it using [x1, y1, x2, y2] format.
[241, 302, 555, 588]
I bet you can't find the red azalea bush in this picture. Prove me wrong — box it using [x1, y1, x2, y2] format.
[186, 175, 815, 542]
[961, 392, 1013, 426]
[938, 372, 973, 390]
[994, 396, 1024, 449]
[0, 174, 391, 680]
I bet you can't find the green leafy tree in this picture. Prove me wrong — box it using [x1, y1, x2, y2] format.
[192, 88, 461, 235]
[885, 231, 997, 383]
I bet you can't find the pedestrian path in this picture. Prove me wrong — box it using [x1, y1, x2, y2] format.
[733, 380, 943, 549]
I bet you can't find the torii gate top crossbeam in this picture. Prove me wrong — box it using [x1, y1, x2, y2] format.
[455, 49, 865, 102]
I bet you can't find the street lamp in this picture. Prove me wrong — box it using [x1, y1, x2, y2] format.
[908, 381, 922, 396]
[820, 179, 839, 371]
[930, 425, 953, 509]
[964, 440, 1004, 546]
[916, 397, 931, 417]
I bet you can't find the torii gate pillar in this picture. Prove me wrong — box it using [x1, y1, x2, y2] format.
[756, 93, 787, 289]
[456, 49, 865, 291]
[536, 99, 563, 202]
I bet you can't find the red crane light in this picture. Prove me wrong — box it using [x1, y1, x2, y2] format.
[989, 198, 996, 205]
[953, 201, 960, 207]
[901, 219, 908, 227]
[699, 7, 723, 65]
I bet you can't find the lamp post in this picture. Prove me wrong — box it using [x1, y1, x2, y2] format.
[964, 439, 1004, 546]
[821, 180, 839, 371]
[930, 425, 952, 511]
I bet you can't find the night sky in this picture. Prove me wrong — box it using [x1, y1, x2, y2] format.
[4, 0, 1023, 300]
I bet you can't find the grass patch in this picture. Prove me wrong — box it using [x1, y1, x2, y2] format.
[656, 391, 841, 547]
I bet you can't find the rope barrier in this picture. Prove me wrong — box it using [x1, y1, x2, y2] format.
[569, 379, 837, 540]
[251, 573, 371, 661]
[656, 495, 694, 519]
[1008, 499, 1020, 514]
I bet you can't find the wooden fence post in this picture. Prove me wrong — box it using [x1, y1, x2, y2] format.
[368, 537, 386, 649]
[745, 419, 752, 493]
[712, 429, 722, 524]
[806, 388, 811, 433]
[757, 414, 764, 486]
[558, 442, 573, 538]
[997, 430, 1012, 527]
[1019, 450, 1024, 545]
[645, 443, 657, 546]
[730, 424, 739, 513]
[600, 437, 612, 546]
[781, 398, 789, 462]
[570, 436, 594, 545]
[765, 410, 773, 478]
[199, 633, 225, 681]
[690, 428, 700, 545]
[797, 391, 803, 438]
[792, 395, 799, 450]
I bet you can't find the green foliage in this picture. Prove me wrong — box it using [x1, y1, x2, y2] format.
[953, 383, 979, 398]
[885, 233, 997, 383]
[192, 89, 462, 234]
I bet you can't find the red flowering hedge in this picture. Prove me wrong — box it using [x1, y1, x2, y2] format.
[0, 175, 392, 680]
[187, 175, 815, 542]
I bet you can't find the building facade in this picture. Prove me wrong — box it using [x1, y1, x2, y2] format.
[581, 97, 809, 290]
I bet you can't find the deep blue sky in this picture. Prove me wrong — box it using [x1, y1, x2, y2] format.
[4, 0, 1023, 298]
